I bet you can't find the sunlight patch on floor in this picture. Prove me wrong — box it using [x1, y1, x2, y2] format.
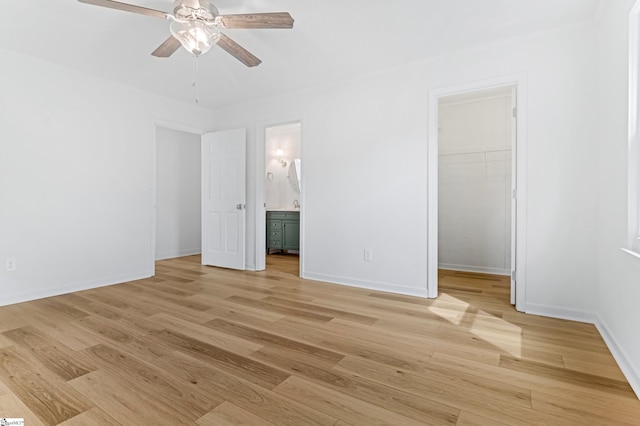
[428, 293, 469, 325]
[431, 292, 523, 358]
[469, 310, 523, 358]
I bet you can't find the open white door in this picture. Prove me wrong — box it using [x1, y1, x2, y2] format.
[201, 129, 246, 270]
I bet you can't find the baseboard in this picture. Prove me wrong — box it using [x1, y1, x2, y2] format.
[439, 263, 510, 276]
[526, 303, 639, 400]
[302, 271, 428, 298]
[524, 303, 597, 323]
[155, 248, 201, 261]
[594, 314, 640, 399]
[0, 271, 152, 307]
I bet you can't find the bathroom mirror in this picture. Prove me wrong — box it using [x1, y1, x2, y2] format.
[288, 158, 301, 193]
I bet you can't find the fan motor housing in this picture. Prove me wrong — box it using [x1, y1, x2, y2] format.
[173, 0, 218, 21]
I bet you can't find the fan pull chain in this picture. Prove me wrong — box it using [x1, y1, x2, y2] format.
[192, 55, 200, 104]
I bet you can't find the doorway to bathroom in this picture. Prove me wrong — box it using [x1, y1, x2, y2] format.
[255, 121, 302, 273]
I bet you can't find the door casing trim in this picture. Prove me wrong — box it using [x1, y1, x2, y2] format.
[427, 74, 528, 311]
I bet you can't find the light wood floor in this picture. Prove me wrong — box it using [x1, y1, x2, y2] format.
[0, 255, 639, 425]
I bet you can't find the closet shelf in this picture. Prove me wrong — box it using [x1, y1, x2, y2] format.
[439, 147, 511, 157]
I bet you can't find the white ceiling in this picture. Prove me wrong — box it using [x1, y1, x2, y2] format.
[0, 0, 602, 109]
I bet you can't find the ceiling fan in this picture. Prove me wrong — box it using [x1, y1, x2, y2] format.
[78, 0, 294, 67]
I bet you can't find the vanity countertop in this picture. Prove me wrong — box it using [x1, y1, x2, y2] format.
[266, 208, 300, 212]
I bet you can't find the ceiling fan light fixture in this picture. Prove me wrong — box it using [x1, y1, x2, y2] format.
[170, 19, 220, 57]
[77, 0, 293, 66]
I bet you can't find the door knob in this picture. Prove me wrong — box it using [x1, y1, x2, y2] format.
[236, 204, 243, 210]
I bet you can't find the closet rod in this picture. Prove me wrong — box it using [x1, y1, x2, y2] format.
[439, 147, 511, 157]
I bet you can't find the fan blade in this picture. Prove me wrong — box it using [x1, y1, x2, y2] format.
[78, 0, 170, 19]
[152, 36, 182, 58]
[220, 12, 294, 29]
[217, 34, 262, 67]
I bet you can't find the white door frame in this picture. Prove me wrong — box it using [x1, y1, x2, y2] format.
[255, 118, 304, 274]
[427, 74, 528, 311]
[151, 120, 205, 276]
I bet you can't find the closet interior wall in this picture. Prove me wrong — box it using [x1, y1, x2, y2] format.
[438, 89, 513, 275]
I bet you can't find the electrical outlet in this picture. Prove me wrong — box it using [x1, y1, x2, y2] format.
[363, 249, 372, 262]
[5, 257, 16, 272]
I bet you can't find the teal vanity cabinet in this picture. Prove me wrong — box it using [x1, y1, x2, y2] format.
[267, 211, 299, 252]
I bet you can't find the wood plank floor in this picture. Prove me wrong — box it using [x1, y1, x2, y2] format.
[0, 254, 639, 425]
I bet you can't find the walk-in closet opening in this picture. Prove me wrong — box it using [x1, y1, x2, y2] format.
[437, 86, 516, 303]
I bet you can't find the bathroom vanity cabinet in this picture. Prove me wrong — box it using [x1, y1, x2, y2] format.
[266, 211, 299, 252]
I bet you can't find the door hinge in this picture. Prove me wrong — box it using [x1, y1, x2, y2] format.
[512, 107, 517, 118]
[511, 270, 517, 281]
[512, 189, 517, 199]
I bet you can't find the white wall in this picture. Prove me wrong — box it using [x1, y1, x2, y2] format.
[595, 0, 640, 396]
[205, 22, 599, 303]
[155, 127, 201, 260]
[0, 47, 215, 306]
[438, 93, 512, 274]
[0, 21, 602, 310]
[265, 124, 301, 210]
